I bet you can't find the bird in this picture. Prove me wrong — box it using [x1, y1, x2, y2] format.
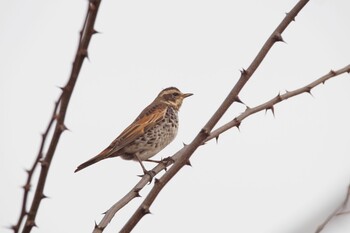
[74, 87, 193, 174]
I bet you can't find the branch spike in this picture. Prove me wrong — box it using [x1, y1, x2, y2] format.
[185, 159, 192, 167]
[265, 106, 275, 117]
[329, 70, 336, 75]
[285, 12, 296, 21]
[215, 135, 219, 144]
[306, 87, 313, 97]
[59, 124, 69, 132]
[80, 49, 89, 60]
[22, 184, 31, 192]
[142, 206, 151, 215]
[234, 96, 245, 105]
[240, 68, 248, 76]
[91, 28, 100, 35]
[273, 32, 285, 43]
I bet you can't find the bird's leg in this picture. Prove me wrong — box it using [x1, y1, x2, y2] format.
[145, 159, 162, 163]
[135, 154, 155, 181]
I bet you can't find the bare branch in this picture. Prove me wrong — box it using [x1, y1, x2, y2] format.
[16, 1, 103, 233]
[92, 1, 311, 232]
[206, 64, 350, 142]
[12, 97, 61, 233]
[120, 1, 310, 231]
[95, 61, 348, 232]
[315, 184, 350, 233]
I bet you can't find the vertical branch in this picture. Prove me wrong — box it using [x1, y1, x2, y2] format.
[120, 0, 310, 232]
[12, 97, 61, 233]
[17, 1, 103, 233]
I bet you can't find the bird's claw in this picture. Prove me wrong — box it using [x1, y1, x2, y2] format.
[138, 170, 156, 184]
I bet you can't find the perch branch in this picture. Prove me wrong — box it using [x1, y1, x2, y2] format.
[120, 1, 310, 231]
[92, 0, 311, 232]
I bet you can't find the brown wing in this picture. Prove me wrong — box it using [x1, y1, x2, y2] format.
[74, 103, 167, 173]
[107, 103, 167, 153]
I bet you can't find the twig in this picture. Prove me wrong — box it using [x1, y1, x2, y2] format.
[315, 184, 350, 233]
[206, 65, 350, 142]
[11, 96, 61, 233]
[14, 1, 103, 233]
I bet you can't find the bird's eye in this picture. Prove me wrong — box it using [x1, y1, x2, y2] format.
[172, 93, 179, 97]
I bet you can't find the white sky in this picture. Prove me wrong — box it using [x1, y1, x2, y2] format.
[1, 0, 350, 232]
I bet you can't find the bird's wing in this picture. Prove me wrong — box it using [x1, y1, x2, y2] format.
[74, 104, 167, 172]
[107, 104, 167, 153]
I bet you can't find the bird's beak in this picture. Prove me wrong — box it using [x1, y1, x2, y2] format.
[182, 93, 193, 98]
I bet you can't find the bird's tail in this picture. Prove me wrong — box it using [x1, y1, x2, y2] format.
[74, 147, 113, 173]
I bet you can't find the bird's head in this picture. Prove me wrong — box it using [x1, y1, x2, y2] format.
[156, 87, 193, 110]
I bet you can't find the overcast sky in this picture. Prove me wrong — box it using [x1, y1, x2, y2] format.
[1, 1, 350, 232]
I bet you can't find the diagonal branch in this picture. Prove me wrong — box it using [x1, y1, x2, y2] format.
[92, 0, 311, 232]
[120, 1, 310, 231]
[206, 65, 350, 142]
[315, 184, 350, 233]
[15, 1, 103, 233]
[94, 62, 349, 232]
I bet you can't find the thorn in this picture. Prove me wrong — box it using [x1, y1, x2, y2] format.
[94, 221, 104, 230]
[182, 142, 188, 147]
[142, 206, 151, 215]
[234, 118, 241, 131]
[185, 159, 192, 167]
[306, 87, 313, 97]
[91, 28, 100, 35]
[235, 96, 246, 106]
[154, 178, 160, 184]
[215, 135, 219, 144]
[200, 128, 210, 136]
[329, 70, 336, 75]
[240, 68, 248, 76]
[22, 184, 31, 192]
[59, 124, 69, 132]
[273, 33, 285, 43]
[57, 86, 66, 92]
[41, 194, 49, 199]
[80, 49, 89, 60]
[265, 106, 275, 117]
[134, 190, 141, 198]
[9, 225, 18, 231]
[25, 168, 31, 174]
[39, 159, 49, 168]
[27, 220, 37, 228]
[245, 105, 250, 111]
[286, 12, 296, 21]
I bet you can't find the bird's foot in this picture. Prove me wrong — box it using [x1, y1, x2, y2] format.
[138, 169, 156, 184]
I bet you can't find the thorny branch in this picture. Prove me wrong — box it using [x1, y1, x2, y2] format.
[316, 185, 350, 233]
[13, 1, 102, 233]
[94, 62, 349, 232]
[11, 96, 61, 233]
[119, 0, 310, 232]
[92, 0, 313, 232]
